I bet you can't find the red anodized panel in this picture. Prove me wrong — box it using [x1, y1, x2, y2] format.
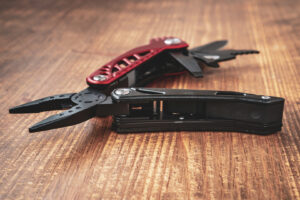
[86, 37, 188, 87]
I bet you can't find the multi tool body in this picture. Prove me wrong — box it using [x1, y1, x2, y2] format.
[10, 37, 284, 134]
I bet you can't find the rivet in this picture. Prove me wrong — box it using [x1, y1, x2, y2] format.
[203, 55, 220, 60]
[93, 75, 107, 81]
[115, 88, 131, 95]
[261, 96, 271, 100]
[164, 38, 181, 45]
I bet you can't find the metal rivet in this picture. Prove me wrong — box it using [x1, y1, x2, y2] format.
[203, 55, 220, 60]
[261, 96, 271, 100]
[164, 38, 181, 45]
[93, 75, 107, 81]
[115, 88, 131, 95]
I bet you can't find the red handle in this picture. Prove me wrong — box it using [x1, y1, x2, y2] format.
[86, 37, 188, 87]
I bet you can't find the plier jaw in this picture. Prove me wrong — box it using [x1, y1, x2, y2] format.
[9, 93, 76, 114]
[9, 88, 129, 133]
[9, 89, 107, 132]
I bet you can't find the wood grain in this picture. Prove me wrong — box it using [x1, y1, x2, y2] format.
[0, 0, 299, 199]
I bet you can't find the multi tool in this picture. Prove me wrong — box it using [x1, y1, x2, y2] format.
[9, 37, 284, 134]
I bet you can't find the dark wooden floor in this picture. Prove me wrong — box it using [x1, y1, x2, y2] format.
[1, 0, 299, 199]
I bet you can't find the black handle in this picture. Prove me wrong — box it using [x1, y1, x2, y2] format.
[111, 88, 284, 135]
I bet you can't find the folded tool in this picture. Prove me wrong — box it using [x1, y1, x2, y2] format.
[9, 37, 282, 134]
[85, 37, 259, 88]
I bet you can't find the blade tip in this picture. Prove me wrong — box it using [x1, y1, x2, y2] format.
[8, 106, 26, 113]
[8, 103, 37, 113]
[9, 107, 17, 113]
[29, 125, 44, 133]
[28, 128, 36, 133]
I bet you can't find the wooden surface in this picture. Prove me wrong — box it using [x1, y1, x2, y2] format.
[0, 0, 299, 199]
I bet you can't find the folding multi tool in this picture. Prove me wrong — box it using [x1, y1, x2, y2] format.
[9, 37, 284, 134]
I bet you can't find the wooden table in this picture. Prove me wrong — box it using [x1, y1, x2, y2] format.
[1, 0, 299, 199]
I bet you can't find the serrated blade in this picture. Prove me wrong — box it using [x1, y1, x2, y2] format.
[190, 40, 228, 52]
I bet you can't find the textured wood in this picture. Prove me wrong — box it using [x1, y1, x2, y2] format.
[0, 0, 299, 199]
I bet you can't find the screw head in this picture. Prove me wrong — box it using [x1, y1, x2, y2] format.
[261, 96, 271, 100]
[164, 38, 181, 45]
[203, 55, 220, 60]
[93, 75, 107, 81]
[115, 88, 131, 96]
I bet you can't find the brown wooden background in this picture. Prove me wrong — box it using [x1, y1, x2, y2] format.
[1, 0, 299, 199]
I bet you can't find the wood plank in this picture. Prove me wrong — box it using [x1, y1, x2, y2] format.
[0, 0, 299, 199]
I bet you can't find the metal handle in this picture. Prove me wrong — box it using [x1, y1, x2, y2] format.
[86, 37, 188, 87]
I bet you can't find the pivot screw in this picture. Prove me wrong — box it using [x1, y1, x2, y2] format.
[203, 55, 220, 60]
[164, 38, 181, 45]
[115, 88, 131, 96]
[261, 96, 271, 100]
[93, 75, 107, 81]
